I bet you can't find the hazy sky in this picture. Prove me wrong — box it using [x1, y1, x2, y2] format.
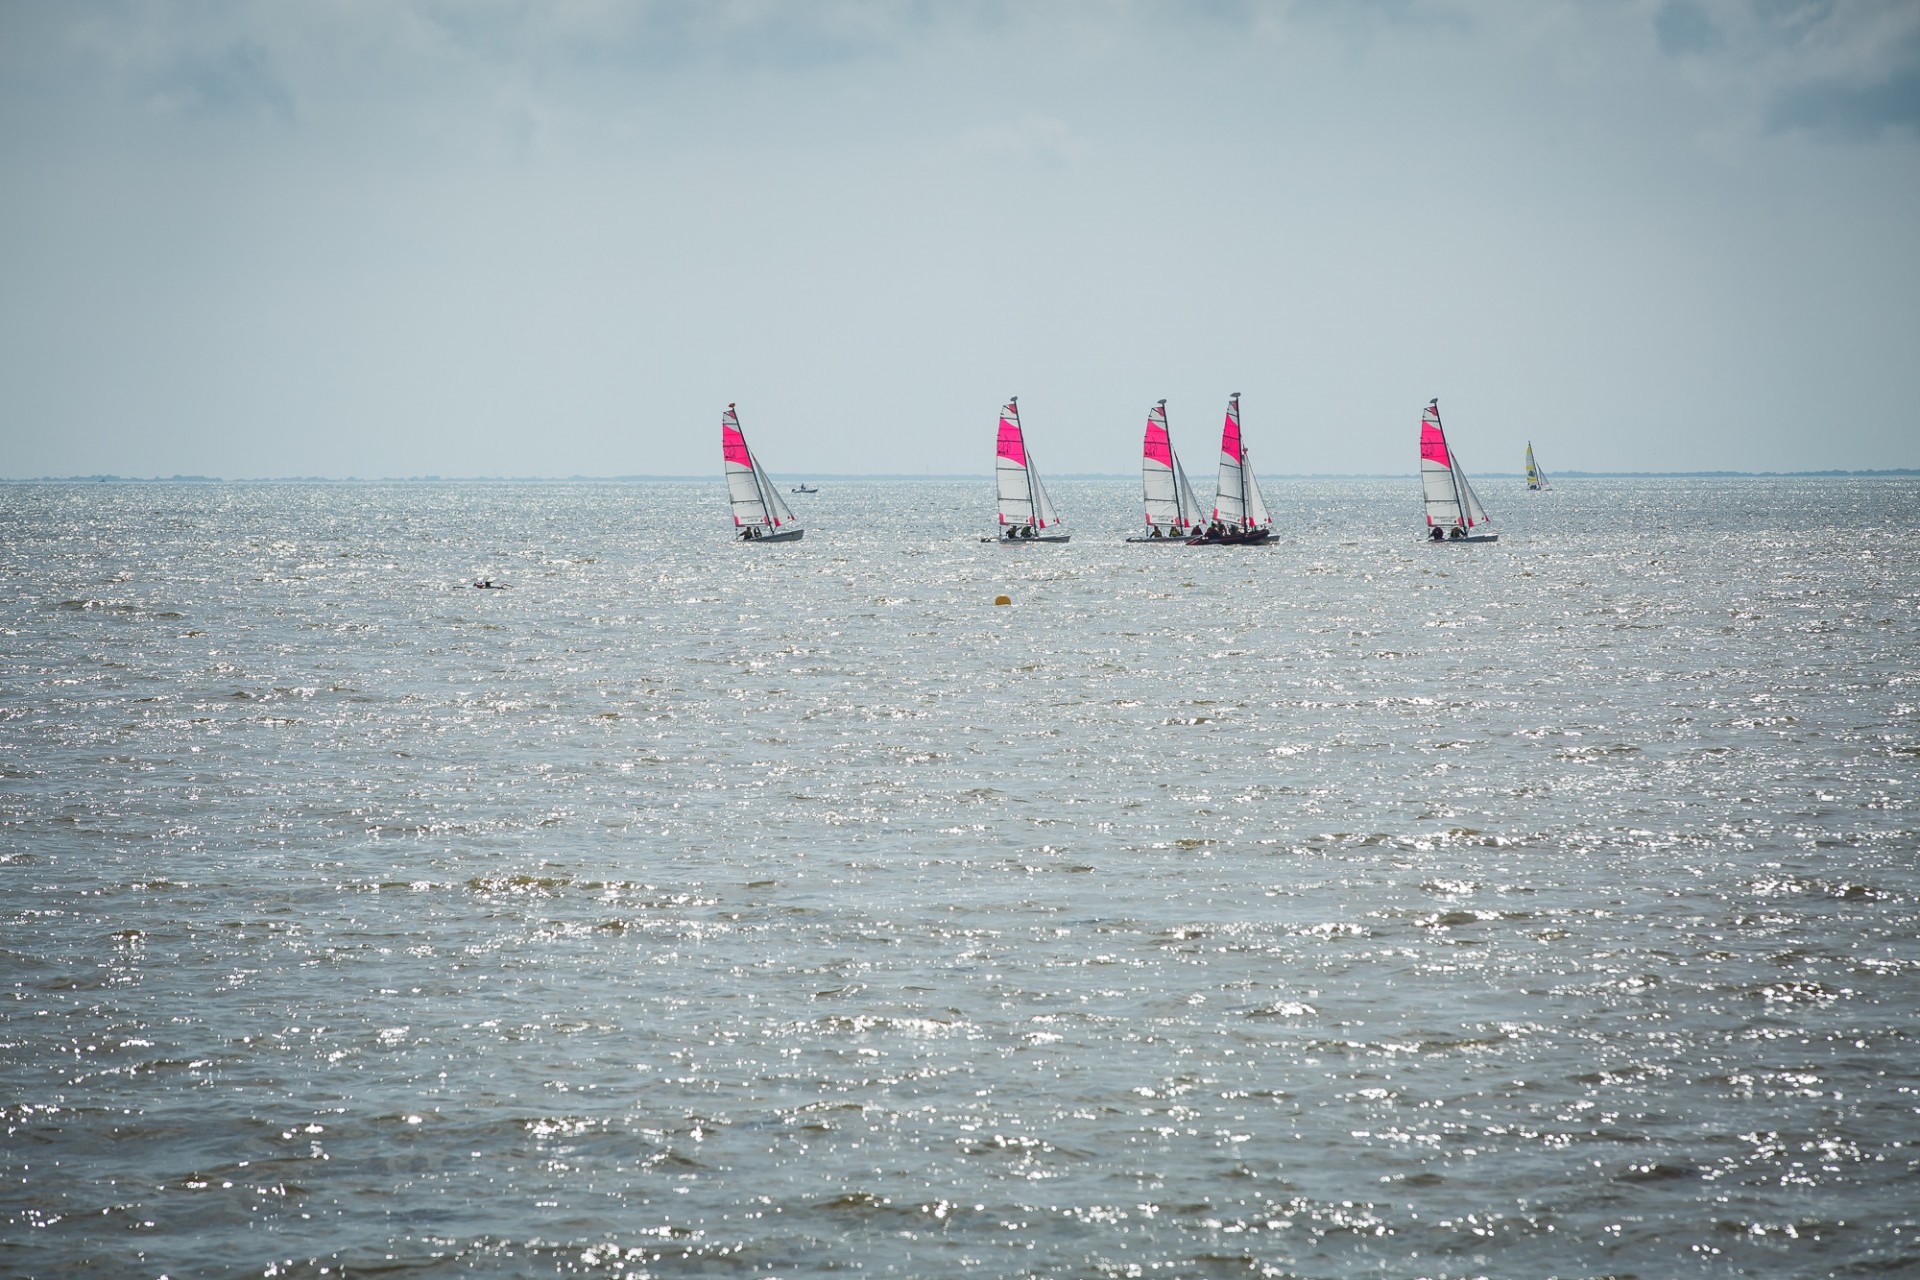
[3, 1, 1917, 478]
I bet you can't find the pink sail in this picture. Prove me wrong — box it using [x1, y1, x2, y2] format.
[996, 408, 1027, 467]
[1219, 404, 1244, 465]
[1144, 418, 1173, 469]
[722, 425, 752, 469]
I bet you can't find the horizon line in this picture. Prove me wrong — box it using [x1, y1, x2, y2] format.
[5, 469, 1919, 484]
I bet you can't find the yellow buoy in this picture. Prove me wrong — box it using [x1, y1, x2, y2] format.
[993, 595, 1012, 606]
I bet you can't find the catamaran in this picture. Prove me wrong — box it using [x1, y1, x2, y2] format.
[1525, 442, 1549, 490]
[1191, 392, 1272, 544]
[1420, 399, 1497, 542]
[721, 403, 804, 542]
[1126, 399, 1205, 543]
[989, 396, 1069, 542]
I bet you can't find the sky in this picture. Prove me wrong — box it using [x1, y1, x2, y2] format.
[2, 0, 1917, 479]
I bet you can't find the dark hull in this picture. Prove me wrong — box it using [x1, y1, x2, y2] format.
[739, 528, 804, 543]
[1186, 529, 1274, 546]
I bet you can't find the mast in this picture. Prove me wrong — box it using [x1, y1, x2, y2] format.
[738, 406, 780, 529]
[1238, 399, 1251, 529]
[1439, 400, 1471, 527]
[1167, 401, 1195, 530]
[1240, 394, 1251, 529]
[1436, 400, 1466, 521]
[1014, 397, 1036, 525]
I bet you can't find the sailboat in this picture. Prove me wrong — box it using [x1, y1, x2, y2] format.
[721, 404, 804, 542]
[1525, 442, 1549, 490]
[1126, 399, 1205, 543]
[1192, 392, 1272, 544]
[989, 396, 1069, 542]
[1420, 399, 1497, 542]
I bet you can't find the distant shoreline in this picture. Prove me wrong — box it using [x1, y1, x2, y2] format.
[6, 470, 1917, 484]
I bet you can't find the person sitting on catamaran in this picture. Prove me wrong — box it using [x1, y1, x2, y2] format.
[1429, 527, 1445, 542]
[1449, 526, 1465, 539]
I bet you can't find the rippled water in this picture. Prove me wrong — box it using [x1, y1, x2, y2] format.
[3, 477, 1916, 1278]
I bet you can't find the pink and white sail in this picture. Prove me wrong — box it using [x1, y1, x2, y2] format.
[1211, 393, 1272, 531]
[722, 404, 801, 536]
[1142, 399, 1204, 534]
[1419, 399, 1489, 531]
[995, 397, 1062, 531]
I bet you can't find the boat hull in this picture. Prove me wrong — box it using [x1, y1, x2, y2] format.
[1426, 533, 1498, 544]
[740, 528, 804, 543]
[986, 534, 1071, 543]
[1186, 530, 1274, 546]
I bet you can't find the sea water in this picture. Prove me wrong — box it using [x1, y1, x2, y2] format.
[2, 477, 1916, 1278]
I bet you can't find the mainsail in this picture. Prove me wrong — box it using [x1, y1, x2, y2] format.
[1212, 393, 1272, 532]
[995, 397, 1062, 532]
[1142, 399, 1204, 534]
[721, 404, 801, 537]
[1420, 399, 1490, 532]
[1526, 441, 1549, 490]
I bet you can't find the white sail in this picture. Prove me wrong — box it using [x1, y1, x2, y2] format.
[1242, 447, 1272, 528]
[1456, 463, 1488, 527]
[1029, 463, 1060, 529]
[1173, 454, 1203, 526]
[764, 473, 799, 528]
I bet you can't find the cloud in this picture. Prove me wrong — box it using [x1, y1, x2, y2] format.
[147, 39, 296, 123]
[1768, 39, 1920, 140]
[1640, 0, 1920, 144]
[1654, 1, 1721, 56]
